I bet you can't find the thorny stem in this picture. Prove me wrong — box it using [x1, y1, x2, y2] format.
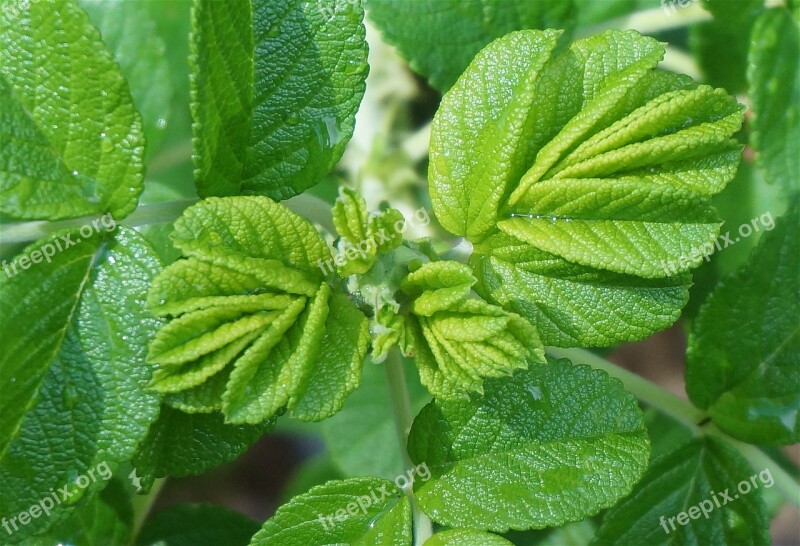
[548, 347, 800, 508]
[384, 349, 433, 546]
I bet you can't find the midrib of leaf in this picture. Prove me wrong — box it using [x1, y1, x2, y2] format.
[0, 240, 102, 461]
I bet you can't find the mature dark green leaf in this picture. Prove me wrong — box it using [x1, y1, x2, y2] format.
[748, 8, 800, 195]
[408, 358, 649, 532]
[137, 504, 260, 546]
[191, 0, 368, 199]
[690, 0, 764, 94]
[19, 478, 133, 546]
[591, 437, 770, 546]
[0, 0, 144, 220]
[367, 0, 576, 92]
[0, 228, 162, 540]
[686, 207, 800, 444]
[0, 229, 99, 457]
[133, 405, 274, 488]
[249, 478, 411, 545]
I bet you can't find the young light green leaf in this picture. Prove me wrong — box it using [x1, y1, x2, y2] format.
[748, 8, 800, 195]
[424, 529, 513, 546]
[136, 504, 260, 546]
[249, 478, 411, 545]
[471, 234, 692, 347]
[78, 0, 173, 156]
[170, 196, 329, 275]
[0, 0, 144, 220]
[428, 29, 562, 238]
[591, 437, 770, 546]
[191, 0, 368, 199]
[0, 228, 162, 540]
[148, 197, 368, 425]
[408, 358, 649, 532]
[686, 206, 799, 444]
[429, 29, 744, 346]
[401, 261, 545, 398]
[133, 405, 274, 487]
[291, 293, 370, 421]
[366, 0, 575, 92]
[332, 187, 378, 275]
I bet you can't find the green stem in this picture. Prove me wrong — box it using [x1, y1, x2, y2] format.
[384, 350, 433, 546]
[1, 199, 199, 245]
[0, 192, 335, 246]
[576, 4, 712, 38]
[548, 347, 799, 508]
[130, 477, 166, 542]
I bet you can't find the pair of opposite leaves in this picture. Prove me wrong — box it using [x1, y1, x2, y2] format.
[147, 29, 743, 424]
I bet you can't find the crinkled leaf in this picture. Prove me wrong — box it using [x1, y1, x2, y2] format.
[401, 261, 476, 316]
[332, 187, 377, 275]
[148, 197, 368, 424]
[291, 293, 370, 421]
[686, 206, 800, 444]
[191, 0, 368, 199]
[248, 478, 411, 545]
[424, 529, 513, 546]
[591, 437, 770, 546]
[0, 0, 144, 220]
[401, 261, 544, 398]
[408, 358, 649, 532]
[222, 283, 330, 423]
[428, 29, 562, 238]
[748, 7, 800, 195]
[429, 29, 743, 346]
[170, 196, 328, 275]
[366, 0, 575, 92]
[133, 405, 274, 488]
[0, 228, 162, 540]
[78, 0, 172, 156]
[136, 504, 260, 546]
[471, 233, 692, 347]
